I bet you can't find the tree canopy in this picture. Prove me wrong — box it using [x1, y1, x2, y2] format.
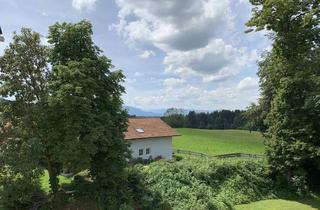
[247, 0, 320, 190]
[162, 109, 247, 130]
[0, 20, 129, 209]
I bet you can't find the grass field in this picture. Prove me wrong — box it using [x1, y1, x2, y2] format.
[173, 128, 265, 155]
[40, 170, 72, 193]
[235, 197, 320, 210]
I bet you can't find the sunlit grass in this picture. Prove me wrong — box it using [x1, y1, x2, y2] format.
[39, 170, 72, 193]
[173, 128, 265, 156]
[235, 196, 320, 210]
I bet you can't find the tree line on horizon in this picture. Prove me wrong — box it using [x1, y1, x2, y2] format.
[161, 108, 254, 130]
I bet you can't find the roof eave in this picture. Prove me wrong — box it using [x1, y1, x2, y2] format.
[125, 134, 180, 141]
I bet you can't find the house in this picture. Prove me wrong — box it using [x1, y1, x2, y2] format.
[124, 118, 179, 160]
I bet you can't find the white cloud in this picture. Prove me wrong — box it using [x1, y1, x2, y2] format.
[237, 77, 259, 90]
[113, 0, 233, 51]
[124, 77, 136, 85]
[41, 12, 48, 16]
[72, 0, 96, 11]
[139, 50, 155, 59]
[115, 0, 266, 109]
[131, 81, 260, 110]
[163, 78, 185, 90]
[112, 0, 257, 82]
[164, 39, 255, 81]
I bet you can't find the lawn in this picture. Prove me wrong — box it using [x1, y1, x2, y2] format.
[40, 170, 72, 193]
[235, 196, 320, 210]
[173, 128, 265, 155]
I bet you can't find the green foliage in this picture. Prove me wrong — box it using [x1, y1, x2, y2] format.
[47, 20, 130, 209]
[48, 20, 100, 65]
[247, 0, 320, 189]
[162, 108, 186, 128]
[0, 28, 49, 102]
[127, 166, 171, 210]
[0, 168, 45, 210]
[39, 170, 72, 193]
[243, 103, 266, 132]
[162, 109, 247, 129]
[0, 20, 129, 209]
[129, 159, 273, 210]
[0, 27, 52, 199]
[63, 173, 95, 200]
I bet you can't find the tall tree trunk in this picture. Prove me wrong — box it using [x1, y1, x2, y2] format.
[46, 155, 59, 198]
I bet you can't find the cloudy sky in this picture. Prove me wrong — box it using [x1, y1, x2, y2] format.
[0, 0, 270, 110]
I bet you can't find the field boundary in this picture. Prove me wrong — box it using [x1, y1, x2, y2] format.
[173, 149, 264, 159]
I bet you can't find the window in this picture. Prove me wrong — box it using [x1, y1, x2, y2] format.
[146, 148, 151, 155]
[139, 149, 143, 156]
[136, 128, 144, 133]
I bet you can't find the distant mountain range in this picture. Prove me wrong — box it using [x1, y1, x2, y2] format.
[125, 106, 165, 117]
[124, 106, 213, 117]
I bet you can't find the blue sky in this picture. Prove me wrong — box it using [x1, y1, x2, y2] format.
[0, 0, 271, 110]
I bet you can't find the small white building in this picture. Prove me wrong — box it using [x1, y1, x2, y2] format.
[125, 118, 179, 160]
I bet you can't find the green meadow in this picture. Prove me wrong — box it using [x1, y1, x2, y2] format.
[173, 128, 265, 155]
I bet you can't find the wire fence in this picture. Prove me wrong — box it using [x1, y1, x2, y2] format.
[173, 149, 264, 159]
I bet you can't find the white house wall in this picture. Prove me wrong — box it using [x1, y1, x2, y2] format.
[128, 137, 173, 160]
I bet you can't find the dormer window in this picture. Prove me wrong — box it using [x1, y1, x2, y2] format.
[135, 128, 144, 133]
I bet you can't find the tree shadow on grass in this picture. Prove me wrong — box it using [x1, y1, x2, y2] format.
[272, 188, 320, 210]
[293, 194, 320, 210]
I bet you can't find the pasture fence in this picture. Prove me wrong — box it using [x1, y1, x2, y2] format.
[173, 149, 264, 159]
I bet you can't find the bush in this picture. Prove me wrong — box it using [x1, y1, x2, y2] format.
[129, 157, 146, 165]
[127, 166, 172, 210]
[0, 177, 45, 210]
[129, 156, 165, 165]
[129, 158, 275, 210]
[173, 154, 183, 161]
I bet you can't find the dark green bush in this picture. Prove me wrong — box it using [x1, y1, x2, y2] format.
[60, 171, 95, 201]
[0, 177, 45, 210]
[173, 154, 183, 161]
[129, 159, 274, 210]
[127, 165, 171, 210]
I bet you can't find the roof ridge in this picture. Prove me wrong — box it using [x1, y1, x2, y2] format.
[125, 117, 178, 140]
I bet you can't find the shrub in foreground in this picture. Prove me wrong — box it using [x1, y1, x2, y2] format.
[129, 159, 274, 210]
[0, 176, 45, 209]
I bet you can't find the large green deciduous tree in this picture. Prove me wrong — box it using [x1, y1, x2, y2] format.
[0, 20, 129, 208]
[162, 108, 186, 128]
[48, 20, 130, 208]
[244, 103, 265, 132]
[247, 0, 320, 189]
[0, 28, 50, 195]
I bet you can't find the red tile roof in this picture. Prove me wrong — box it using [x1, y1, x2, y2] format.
[125, 118, 179, 140]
